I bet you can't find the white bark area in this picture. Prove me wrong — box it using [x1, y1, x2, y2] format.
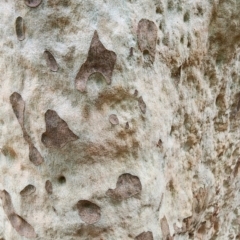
[0, 0, 240, 239]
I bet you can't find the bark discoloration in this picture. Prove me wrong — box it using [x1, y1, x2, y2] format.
[16, 17, 25, 41]
[1, 190, 36, 238]
[41, 110, 78, 148]
[44, 51, 58, 72]
[77, 200, 101, 224]
[24, 0, 42, 8]
[137, 19, 158, 63]
[106, 173, 142, 200]
[135, 231, 153, 240]
[10, 92, 44, 165]
[75, 31, 117, 92]
[20, 185, 36, 196]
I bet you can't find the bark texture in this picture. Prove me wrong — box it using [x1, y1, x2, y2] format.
[1, 0, 240, 239]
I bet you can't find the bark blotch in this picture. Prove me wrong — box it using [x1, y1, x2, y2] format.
[41, 110, 79, 148]
[45, 180, 53, 194]
[16, 17, 25, 41]
[137, 19, 158, 63]
[135, 231, 154, 240]
[75, 31, 117, 92]
[1, 190, 36, 238]
[77, 200, 101, 224]
[161, 216, 172, 240]
[106, 173, 142, 200]
[24, 0, 42, 8]
[20, 185, 36, 196]
[10, 92, 44, 165]
[44, 51, 58, 72]
[138, 96, 147, 114]
[109, 114, 119, 125]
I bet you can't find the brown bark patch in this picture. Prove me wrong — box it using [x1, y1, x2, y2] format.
[24, 0, 42, 8]
[106, 173, 142, 200]
[75, 31, 117, 92]
[44, 51, 58, 72]
[45, 180, 53, 194]
[77, 200, 101, 224]
[41, 110, 79, 148]
[1, 190, 36, 238]
[20, 185, 36, 196]
[138, 96, 147, 114]
[10, 92, 25, 128]
[137, 19, 158, 63]
[15, 17, 25, 41]
[161, 216, 172, 240]
[135, 231, 153, 240]
[109, 114, 119, 125]
[10, 92, 44, 165]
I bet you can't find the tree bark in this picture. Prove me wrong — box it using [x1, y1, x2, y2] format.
[1, 0, 240, 239]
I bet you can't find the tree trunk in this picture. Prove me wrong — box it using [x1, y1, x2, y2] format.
[1, 0, 240, 239]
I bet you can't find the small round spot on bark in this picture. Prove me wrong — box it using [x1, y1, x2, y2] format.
[15, 17, 25, 41]
[24, 0, 42, 8]
[77, 200, 101, 224]
[20, 185, 36, 196]
[143, 49, 151, 63]
[109, 114, 119, 125]
[58, 176, 66, 184]
[1, 146, 17, 159]
[45, 180, 53, 194]
[156, 6, 162, 14]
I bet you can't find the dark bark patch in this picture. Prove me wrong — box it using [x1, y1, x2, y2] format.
[77, 200, 101, 224]
[106, 173, 142, 200]
[161, 216, 171, 240]
[44, 51, 58, 72]
[138, 96, 146, 114]
[1, 145, 17, 159]
[29, 144, 44, 165]
[135, 231, 153, 240]
[10, 92, 44, 166]
[20, 185, 36, 196]
[1, 190, 36, 238]
[16, 17, 25, 41]
[137, 19, 158, 63]
[41, 110, 79, 148]
[75, 31, 117, 92]
[10, 92, 25, 128]
[45, 180, 53, 194]
[109, 114, 119, 125]
[58, 176, 66, 184]
[24, 0, 42, 8]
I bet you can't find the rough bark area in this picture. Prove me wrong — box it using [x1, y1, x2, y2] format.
[0, 0, 240, 239]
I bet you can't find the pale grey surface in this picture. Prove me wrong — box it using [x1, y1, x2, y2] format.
[0, 0, 240, 239]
